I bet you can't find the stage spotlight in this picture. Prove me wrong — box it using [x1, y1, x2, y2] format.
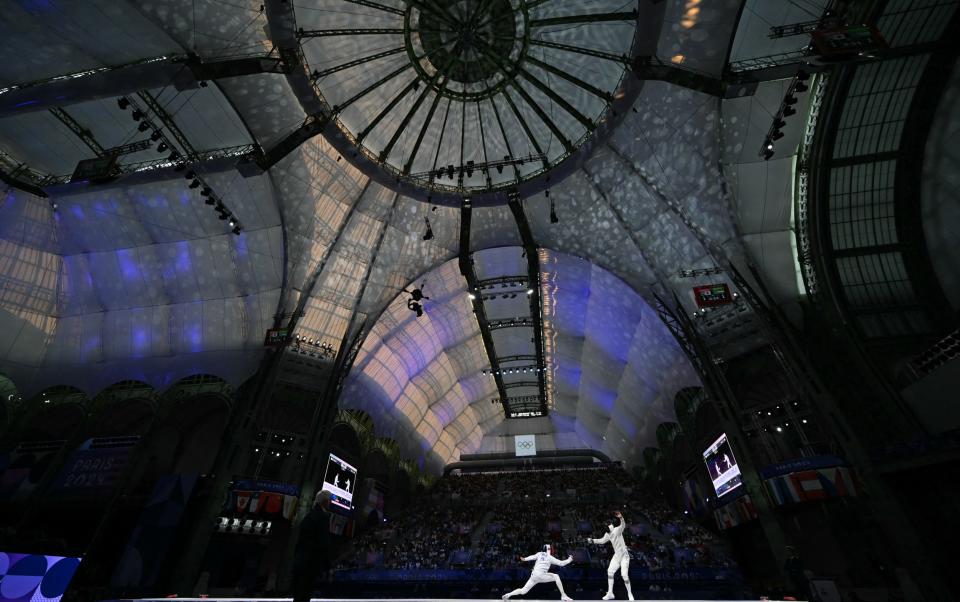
[422, 217, 433, 241]
[796, 69, 810, 81]
[549, 201, 558, 224]
[496, 164, 503, 174]
[117, 97, 130, 110]
[201, 186, 212, 197]
[228, 218, 236, 228]
[131, 110, 144, 121]
[794, 81, 808, 93]
[205, 197, 216, 206]
[218, 212, 230, 221]
[771, 130, 784, 141]
[157, 142, 168, 152]
[167, 151, 180, 162]
[151, 130, 162, 141]
[782, 105, 797, 117]
[466, 160, 474, 177]
[527, 289, 533, 295]
[407, 299, 423, 317]
[189, 179, 201, 189]
[773, 119, 786, 129]
[784, 94, 798, 105]
[185, 171, 196, 180]
[138, 121, 151, 132]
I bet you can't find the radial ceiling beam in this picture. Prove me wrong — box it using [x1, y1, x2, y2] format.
[524, 0, 553, 9]
[509, 192, 549, 416]
[342, 0, 405, 16]
[401, 83, 447, 172]
[525, 56, 614, 102]
[530, 10, 637, 27]
[0, 54, 286, 117]
[488, 96, 526, 176]
[311, 47, 407, 80]
[501, 89, 552, 159]
[358, 76, 423, 144]
[473, 39, 576, 152]
[299, 28, 406, 37]
[516, 67, 595, 130]
[529, 40, 630, 64]
[509, 83, 575, 153]
[459, 200, 512, 416]
[379, 56, 452, 162]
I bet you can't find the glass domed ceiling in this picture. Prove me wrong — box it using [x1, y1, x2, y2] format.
[296, 0, 638, 195]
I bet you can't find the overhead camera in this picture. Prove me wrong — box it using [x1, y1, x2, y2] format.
[404, 285, 429, 318]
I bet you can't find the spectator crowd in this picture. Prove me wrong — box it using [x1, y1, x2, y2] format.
[335, 466, 735, 575]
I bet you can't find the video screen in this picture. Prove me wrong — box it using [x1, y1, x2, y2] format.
[0, 553, 81, 602]
[321, 453, 357, 511]
[703, 433, 742, 497]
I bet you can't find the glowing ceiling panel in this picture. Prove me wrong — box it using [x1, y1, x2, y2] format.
[343, 248, 700, 473]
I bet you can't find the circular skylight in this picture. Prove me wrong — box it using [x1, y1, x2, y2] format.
[295, 0, 638, 197]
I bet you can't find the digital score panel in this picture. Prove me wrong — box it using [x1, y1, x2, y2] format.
[693, 283, 733, 308]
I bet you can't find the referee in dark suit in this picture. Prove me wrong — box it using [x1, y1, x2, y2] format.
[293, 490, 336, 602]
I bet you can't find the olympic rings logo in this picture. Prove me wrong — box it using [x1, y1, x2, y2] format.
[517, 441, 534, 449]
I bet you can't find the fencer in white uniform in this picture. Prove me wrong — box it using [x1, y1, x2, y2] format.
[503, 544, 573, 600]
[587, 511, 634, 600]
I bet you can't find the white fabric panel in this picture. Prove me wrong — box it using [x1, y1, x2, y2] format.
[342, 258, 498, 471]
[218, 74, 308, 149]
[922, 60, 960, 310]
[727, 0, 821, 65]
[721, 79, 811, 165]
[742, 231, 803, 305]
[0, 0, 181, 86]
[0, 190, 60, 254]
[345, 249, 701, 473]
[720, 80, 814, 316]
[0, 169, 283, 396]
[0, 112, 92, 175]
[130, 0, 269, 58]
[658, 0, 743, 77]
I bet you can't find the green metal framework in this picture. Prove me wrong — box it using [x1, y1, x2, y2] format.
[295, 0, 638, 195]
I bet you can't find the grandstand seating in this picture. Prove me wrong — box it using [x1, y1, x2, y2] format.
[336, 466, 736, 575]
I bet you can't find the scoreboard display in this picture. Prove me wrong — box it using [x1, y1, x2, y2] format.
[693, 283, 733, 308]
[812, 25, 887, 59]
[263, 327, 291, 347]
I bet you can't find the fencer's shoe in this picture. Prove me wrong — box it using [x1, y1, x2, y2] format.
[561, 596, 573, 601]
[602, 593, 615, 600]
[502, 595, 509, 600]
